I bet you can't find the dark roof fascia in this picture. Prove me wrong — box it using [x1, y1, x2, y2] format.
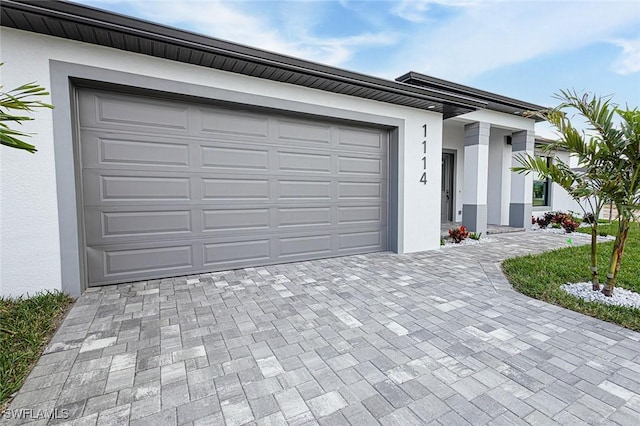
[0, 0, 489, 117]
[397, 71, 548, 122]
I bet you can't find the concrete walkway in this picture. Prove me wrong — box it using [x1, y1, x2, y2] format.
[5, 232, 640, 425]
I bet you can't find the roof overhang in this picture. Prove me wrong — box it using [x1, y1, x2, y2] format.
[1, 0, 492, 119]
[396, 71, 548, 122]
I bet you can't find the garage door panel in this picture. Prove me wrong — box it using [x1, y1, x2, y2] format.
[278, 235, 333, 257]
[278, 180, 332, 200]
[277, 207, 332, 228]
[81, 132, 192, 169]
[338, 156, 382, 175]
[198, 108, 269, 140]
[86, 172, 192, 203]
[337, 127, 386, 152]
[79, 91, 190, 133]
[201, 146, 269, 171]
[338, 206, 383, 224]
[202, 208, 270, 233]
[202, 178, 270, 200]
[79, 88, 389, 286]
[276, 120, 331, 145]
[338, 181, 383, 200]
[277, 151, 332, 173]
[203, 240, 271, 267]
[339, 230, 385, 251]
[88, 244, 195, 283]
[88, 209, 192, 241]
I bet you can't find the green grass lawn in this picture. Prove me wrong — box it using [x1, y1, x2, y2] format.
[503, 222, 640, 331]
[0, 291, 74, 411]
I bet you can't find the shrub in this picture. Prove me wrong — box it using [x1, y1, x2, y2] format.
[561, 217, 580, 233]
[599, 231, 609, 237]
[536, 215, 551, 228]
[448, 225, 470, 243]
[469, 232, 482, 240]
[440, 238, 446, 246]
[551, 222, 562, 229]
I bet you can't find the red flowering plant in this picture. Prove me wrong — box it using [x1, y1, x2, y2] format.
[448, 225, 470, 243]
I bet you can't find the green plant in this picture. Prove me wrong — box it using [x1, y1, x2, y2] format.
[599, 231, 609, 237]
[504, 223, 640, 331]
[515, 90, 638, 294]
[561, 217, 580, 233]
[0, 291, 73, 410]
[536, 215, 552, 229]
[440, 238, 446, 246]
[0, 63, 54, 153]
[448, 225, 470, 243]
[469, 232, 482, 240]
[551, 222, 562, 229]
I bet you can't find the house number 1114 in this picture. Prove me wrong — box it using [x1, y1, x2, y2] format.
[420, 124, 427, 184]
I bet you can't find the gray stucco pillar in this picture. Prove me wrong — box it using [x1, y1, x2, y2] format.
[509, 130, 534, 228]
[462, 122, 490, 235]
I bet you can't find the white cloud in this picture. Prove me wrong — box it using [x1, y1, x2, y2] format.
[383, 1, 640, 83]
[82, 0, 396, 67]
[392, 0, 479, 23]
[610, 38, 640, 75]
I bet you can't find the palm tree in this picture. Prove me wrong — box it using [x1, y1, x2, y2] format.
[513, 90, 639, 296]
[513, 91, 611, 290]
[513, 155, 606, 290]
[0, 63, 53, 153]
[599, 108, 640, 296]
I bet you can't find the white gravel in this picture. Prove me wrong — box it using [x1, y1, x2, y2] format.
[560, 282, 640, 309]
[531, 225, 615, 241]
[442, 237, 496, 247]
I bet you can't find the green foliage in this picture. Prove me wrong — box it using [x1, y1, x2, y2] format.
[0, 63, 54, 153]
[517, 90, 639, 295]
[0, 291, 73, 410]
[503, 223, 640, 331]
[440, 238, 446, 246]
[469, 232, 482, 240]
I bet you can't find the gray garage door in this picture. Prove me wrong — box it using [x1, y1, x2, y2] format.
[78, 88, 389, 286]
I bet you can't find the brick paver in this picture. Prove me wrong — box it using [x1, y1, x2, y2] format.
[4, 231, 640, 425]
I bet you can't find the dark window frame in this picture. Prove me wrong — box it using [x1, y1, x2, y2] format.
[532, 156, 551, 207]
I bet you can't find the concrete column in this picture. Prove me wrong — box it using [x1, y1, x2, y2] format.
[462, 122, 490, 235]
[509, 130, 534, 228]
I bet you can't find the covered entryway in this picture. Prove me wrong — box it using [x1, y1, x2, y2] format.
[78, 88, 389, 286]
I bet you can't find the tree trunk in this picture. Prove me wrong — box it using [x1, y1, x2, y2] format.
[602, 220, 631, 297]
[591, 224, 599, 291]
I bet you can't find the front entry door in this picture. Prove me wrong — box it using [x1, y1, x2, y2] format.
[441, 153, 454, 221]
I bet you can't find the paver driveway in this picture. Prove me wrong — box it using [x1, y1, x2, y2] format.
[5, 232, 640, 425]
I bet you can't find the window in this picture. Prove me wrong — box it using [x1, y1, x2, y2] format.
[532, 156, 551, 206]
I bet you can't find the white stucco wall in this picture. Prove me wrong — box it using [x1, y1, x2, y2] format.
[0, 28, 444, 297]
[456, 110, 536, 132]
[487, 128, 512, 225]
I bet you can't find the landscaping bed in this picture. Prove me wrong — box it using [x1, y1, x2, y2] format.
[502, 223, 640, 331]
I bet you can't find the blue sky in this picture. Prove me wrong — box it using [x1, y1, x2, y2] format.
[77, 0, 639, 137]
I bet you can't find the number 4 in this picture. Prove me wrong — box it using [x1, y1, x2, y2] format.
[420, 172, 427, 184]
